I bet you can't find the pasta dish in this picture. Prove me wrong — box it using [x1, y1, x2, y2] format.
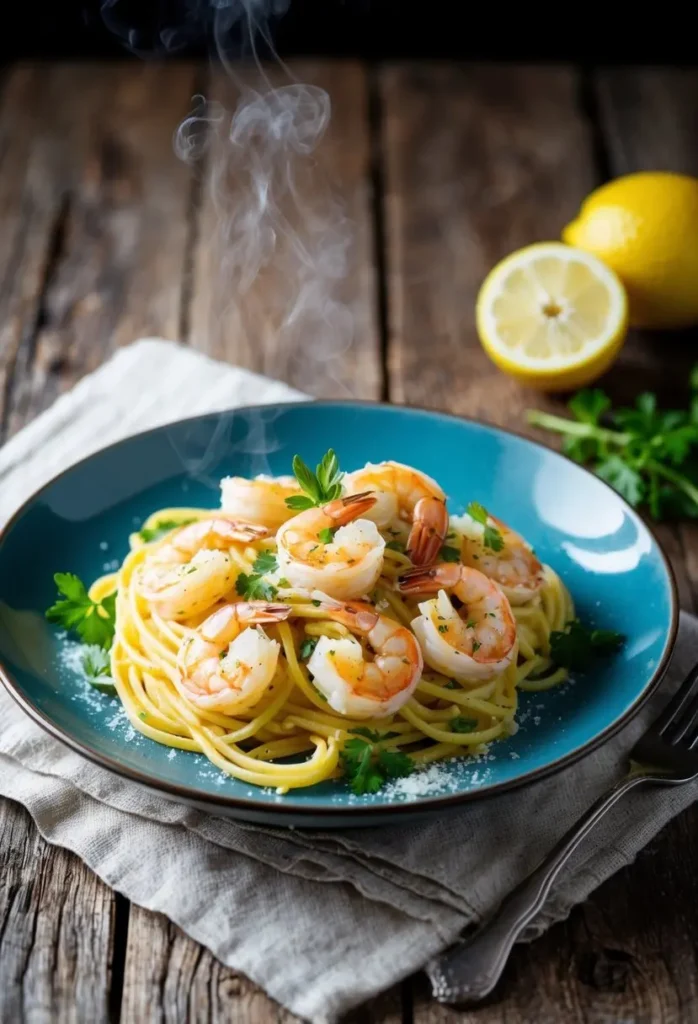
[47, 452, 580, 795]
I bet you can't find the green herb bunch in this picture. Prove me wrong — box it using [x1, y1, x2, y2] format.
[528, 374, 698, 518]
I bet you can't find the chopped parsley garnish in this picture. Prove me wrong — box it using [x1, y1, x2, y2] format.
[318, 527, 337, 545]
[440, 544, 461, 563]
[277, 577, 290, 588]
[235, 551, 280, 600]
[466, 502, 504, 551]
[299, 637, 319, 661]
[527, 381, 698, 519]
[138, 517, 195, 543]
[46, 573, 117, 648]
[550, 619, 625, 671]
[444, 679, 461, 690]
[438, 624, 449, 634]
[311, 599, 321, 607]
[81, 644, 117, 695]
[450, 716, 479, 733]
[340, 728, 414, 795]
[385, 540, 406, 553]
[252, 550, 278, 575]
[285, 449, 344, 510]
[472, 640, 481, 653]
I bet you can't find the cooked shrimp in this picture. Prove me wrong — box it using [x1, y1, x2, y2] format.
[276, 492, 385, 601]
[177, 601, 291, 713]
[151, 515, 269, 565]
[398, 563, 517, 682]
[139, 516, 267, 620]
[307, 598, 423, 718]
[450, 511, 545, 605]
[220, 474, 301, 530]
[344, 461, 448, 565]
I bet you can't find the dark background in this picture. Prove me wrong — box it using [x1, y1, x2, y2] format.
[2, 1, 697, 63]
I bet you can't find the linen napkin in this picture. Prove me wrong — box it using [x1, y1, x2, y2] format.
[0, 338, 696, 1024]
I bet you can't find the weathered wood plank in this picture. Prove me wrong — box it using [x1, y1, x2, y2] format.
[380, 63, 596, 423]
[595, 66, 698, 610]
[121, 904, 403, 1024]
[1, 62, 197, 438]
[411, 803, 698, 1023]
[381, 62, 698, 1023]
[188, 60, 381, 400]
[0, 798, 117, 1024]
[121, 905, 302, 1024]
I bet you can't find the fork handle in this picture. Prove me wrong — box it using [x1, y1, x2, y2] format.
[429, 772, 650, 1004]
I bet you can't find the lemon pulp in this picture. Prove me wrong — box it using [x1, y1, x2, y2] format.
[476, 242, 628, 391]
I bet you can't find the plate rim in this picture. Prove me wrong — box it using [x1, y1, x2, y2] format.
[0, 398, 680, 819]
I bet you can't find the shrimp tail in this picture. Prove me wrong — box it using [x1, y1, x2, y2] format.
[406, 497, 449, 566]
[397, 562, 461, 595]
[237, 601, 292, 623]
[225, 521, 270, 542]
[323, 491, 377, 525]
[199, 601, 290, 642]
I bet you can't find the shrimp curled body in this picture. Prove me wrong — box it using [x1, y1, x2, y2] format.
[276, 493, 385, 601]
[450, 511, 544, 605]
[307, 599, 424, 718]
[220, 474, 301, 531]
[398, 563, 517, 682]
[139, 516, 268, 621]
[177, 601, 291, 713]
[344, 461, 448, 565]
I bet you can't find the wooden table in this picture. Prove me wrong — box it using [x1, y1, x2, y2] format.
[1, 60, 698, 1023]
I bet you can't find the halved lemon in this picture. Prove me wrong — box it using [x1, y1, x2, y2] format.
[476, 242, 628, 391]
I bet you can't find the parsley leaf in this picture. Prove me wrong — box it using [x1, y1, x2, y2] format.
[285, 449, 344, 509]
[568, 389, 611, 425]
[596, 455, 645, 507]
[466, 501, 504, 551]
[440, 544, 462, 563]
[385, 539, 406, 553]
[45, 574, 117, 649]
[340, 729, 414, 795]
[528, 377, 698, 521]
[450, 716, 479, 733]
[138, 517, 195, 543]
[235, 572, 278, 601]
[550, 619, 625, 671]
[234, 550, 280, 600]
[299, 636, 319, 661]
[318, 527, 336, 545]
[252, 550, 278, 575]
[81, 644, 117, 695]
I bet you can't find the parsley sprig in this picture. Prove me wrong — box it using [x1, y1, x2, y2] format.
[550, 619, 625, 671]
[81, 645, 117, 695]
[527, 379, 698, 518]
[466, 501, 504, 551]
[340, 728, 414, 795]
[45, 573, 117, 649]
[285, 450, 344, 511]
[235, 550, 280, 601]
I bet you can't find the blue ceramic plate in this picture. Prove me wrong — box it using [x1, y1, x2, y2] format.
[0, 402, 678, 827]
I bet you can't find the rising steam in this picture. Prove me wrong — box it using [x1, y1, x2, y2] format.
[174, 1, 356, 394]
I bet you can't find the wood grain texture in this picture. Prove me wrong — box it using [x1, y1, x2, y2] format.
[121, 905, 403, 1024]
[380, 63, 596, 422]
[0, 798, 117, 1024]
[188, 61, 381, 400]
[0, 62, 197, 438]
[382, 62, 698, 1024]
[595, 66, 698, 610]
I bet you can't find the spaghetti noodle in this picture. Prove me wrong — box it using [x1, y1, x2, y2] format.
[86, 463, 574, 794]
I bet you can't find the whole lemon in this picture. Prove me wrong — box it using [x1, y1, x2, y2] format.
[563, 172, 698, 329]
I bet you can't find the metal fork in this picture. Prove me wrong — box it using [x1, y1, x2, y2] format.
[430, 662, 698, 1006]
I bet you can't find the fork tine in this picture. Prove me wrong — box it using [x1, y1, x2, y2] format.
[666, 690, 698, 745]
[653, 662, 698, 735]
